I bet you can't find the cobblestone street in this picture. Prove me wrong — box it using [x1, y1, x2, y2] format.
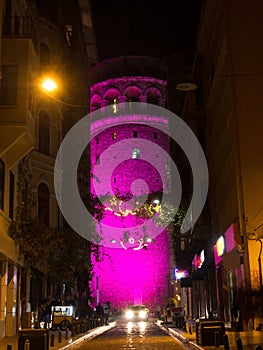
[74, 319, 188, 350]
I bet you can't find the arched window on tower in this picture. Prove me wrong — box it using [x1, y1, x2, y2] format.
[90, 94, 102, 112]
[104, 88, 120, 113]
[124, 86, 142, 110]
[145, 87, 162, 106]
[38, 183, 50, 226]
[39, 111, 50, 154]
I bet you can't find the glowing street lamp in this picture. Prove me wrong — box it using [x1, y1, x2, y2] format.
[39, 76, 89, 109]
[40, 77, 58, 92]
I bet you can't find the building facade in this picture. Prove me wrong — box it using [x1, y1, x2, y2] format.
[0, 0, 97, 337]
[187, 0, 263, 330]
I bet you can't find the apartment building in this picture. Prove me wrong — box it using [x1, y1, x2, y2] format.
[0, 0, 96, 337]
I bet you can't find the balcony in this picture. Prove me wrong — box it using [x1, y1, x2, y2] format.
[2, 16, 37, 48]
[0, 16, 38, 167]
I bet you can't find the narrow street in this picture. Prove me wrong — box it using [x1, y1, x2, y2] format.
[74, 319, 188, 350]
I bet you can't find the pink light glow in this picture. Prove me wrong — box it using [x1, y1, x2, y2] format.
[89, 65, 170, 311]
[91, 230, 170, 310]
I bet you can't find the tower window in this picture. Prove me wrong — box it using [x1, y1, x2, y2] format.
[154, 132, 157, 139]
[133, 131, 138, 138]
[114, 177, 116, 183]
[132, 148, 140, 159]
[113, 98, 118, 113]
[112, 132, 117, 140]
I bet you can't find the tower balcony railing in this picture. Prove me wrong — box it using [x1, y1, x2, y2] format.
[2, 16, 37, 48]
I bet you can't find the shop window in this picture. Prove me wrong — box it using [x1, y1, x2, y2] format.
[0, 65, 18, 105]
[38, 183, 50, 226]
[0, 160, 4, 210]
[39, 111, 50, 154]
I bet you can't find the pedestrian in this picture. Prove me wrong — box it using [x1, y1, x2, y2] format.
[96, 302, 103, 317]
[103, 301, 110, 325]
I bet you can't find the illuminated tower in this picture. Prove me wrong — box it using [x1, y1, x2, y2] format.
[89, 56, 172, 310]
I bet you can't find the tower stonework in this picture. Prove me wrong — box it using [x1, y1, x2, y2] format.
[89, 56, 172, 310]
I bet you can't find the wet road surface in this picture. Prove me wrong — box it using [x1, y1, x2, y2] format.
[75, 319, 188, 350]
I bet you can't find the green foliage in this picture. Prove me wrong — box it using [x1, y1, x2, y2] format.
[9, 157, 61, 269]
[9, 157, 101, 302]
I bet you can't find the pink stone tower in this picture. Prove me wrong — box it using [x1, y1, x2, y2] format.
[89, 56, 172, 311]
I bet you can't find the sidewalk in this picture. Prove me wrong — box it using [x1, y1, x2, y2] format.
[0, 322, 116, 350]
[157, 320, 263, 350]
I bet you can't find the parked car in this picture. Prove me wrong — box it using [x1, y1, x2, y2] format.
[124, 305, 149, 321]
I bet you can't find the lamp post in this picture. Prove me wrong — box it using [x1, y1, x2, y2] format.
[39, 76, 89, 109]
[256, 239, 263, 290]
[254, 223, 263, 290]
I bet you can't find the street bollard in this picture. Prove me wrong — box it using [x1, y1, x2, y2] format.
[256, 346, 263, 350]
[7, 345, 12, 350]
[50, 333, 55, 347]
[215, 331, 220, 348]
[236, 338, 243, 350]
[58, 331, 62, 343]
[224, 334, 230, 350]
[24, 340, 30, 350]
[65, 328, 69, 340]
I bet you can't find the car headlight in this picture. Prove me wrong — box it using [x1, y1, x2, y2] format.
[125, 310, 134, 319]
[139, 310, 147, 318]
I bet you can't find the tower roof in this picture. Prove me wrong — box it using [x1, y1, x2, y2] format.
[89, 56, 166, 84]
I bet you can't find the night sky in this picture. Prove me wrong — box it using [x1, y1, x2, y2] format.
[91, 0, 203, 61]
